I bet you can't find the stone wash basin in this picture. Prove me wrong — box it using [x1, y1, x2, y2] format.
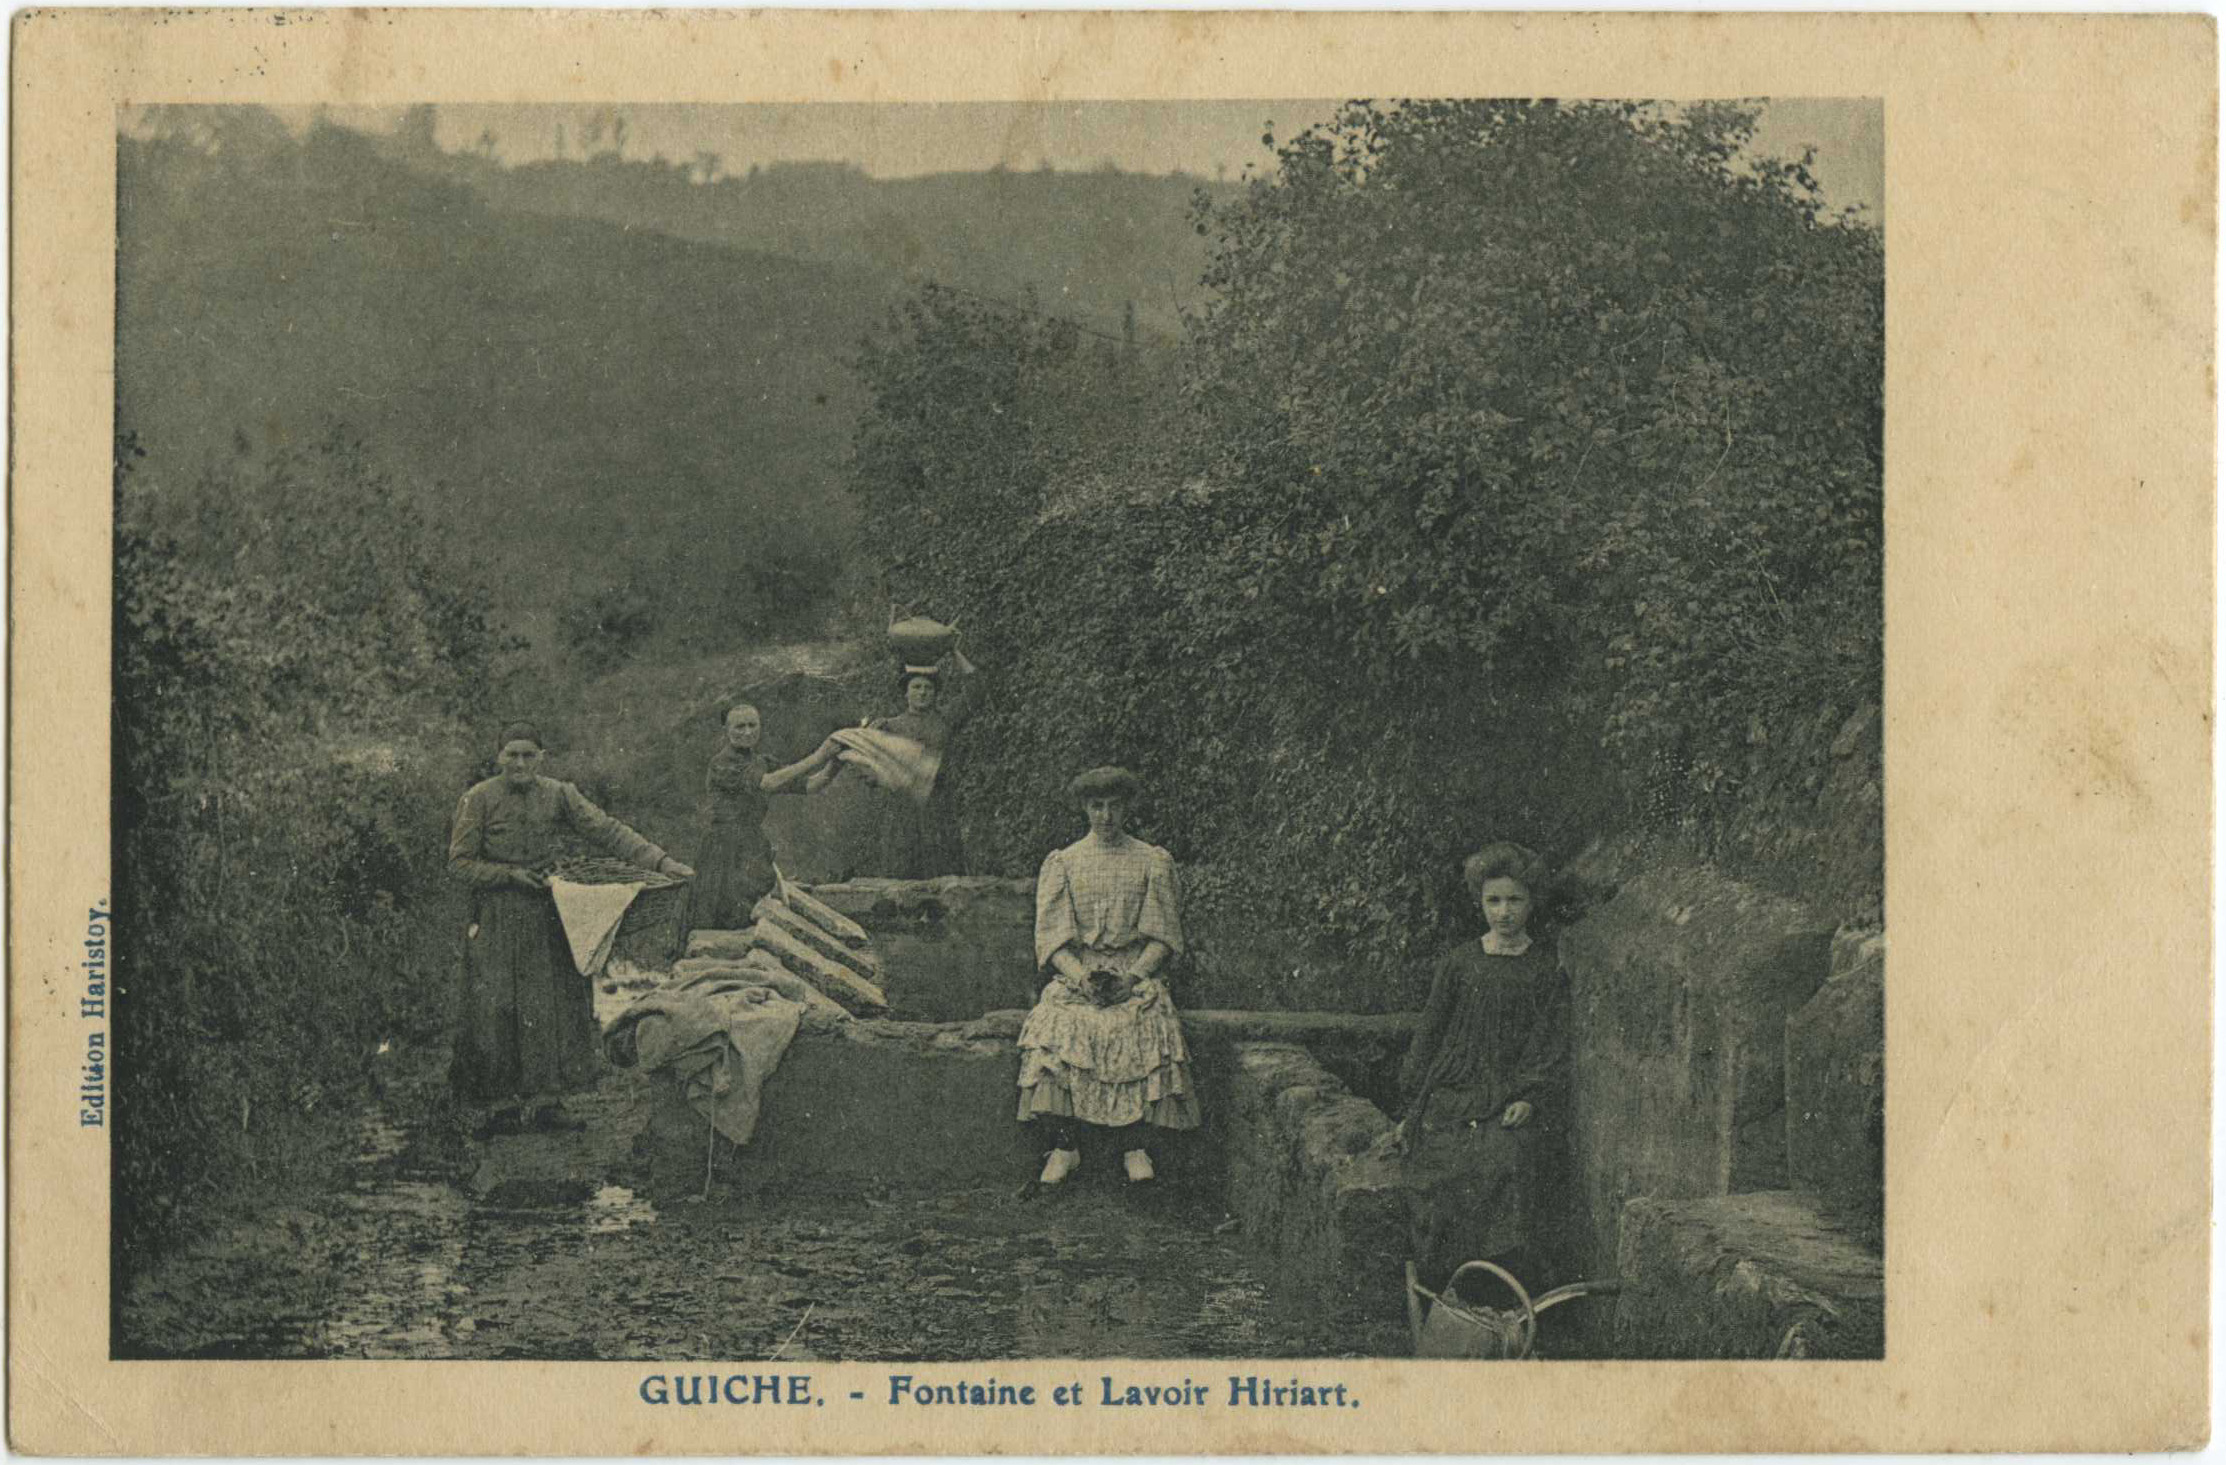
[631, 876, 1425, 1343]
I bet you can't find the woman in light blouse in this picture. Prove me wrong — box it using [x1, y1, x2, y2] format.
[1015, 766, 1200, 1186]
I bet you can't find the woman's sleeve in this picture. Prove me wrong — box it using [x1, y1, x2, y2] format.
[1136, 848, 1184, 956]
[447, 788, 512, 889]
[1399, 950, 1459, 1107]
[1034, 850, 1079, 970]
[766, 753, 815, 796]
[945, 668, 980, 728]
[1508, 956, 1571, 1111]
[559, 783, 670, 871]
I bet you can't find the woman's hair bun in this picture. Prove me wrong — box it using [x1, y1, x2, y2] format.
[1462, 841, 1549, 899]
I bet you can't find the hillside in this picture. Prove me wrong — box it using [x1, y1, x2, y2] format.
[118, 122, 894, 645]
[116, 117, 1229, 651]
[416, 147, 1236, 343]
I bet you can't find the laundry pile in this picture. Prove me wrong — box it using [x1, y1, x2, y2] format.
[600, 875, 885, 1149]
[673, 872, 889, 1016]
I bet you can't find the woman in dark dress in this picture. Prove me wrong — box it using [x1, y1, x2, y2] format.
[816, 648, 978, 879]
[684, 702, 841, 934]
[448, 722, 693, 1136]
[1393, 842, 1570, 1297]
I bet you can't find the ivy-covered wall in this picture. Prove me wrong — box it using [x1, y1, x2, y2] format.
[850, 101, 1884, 1005]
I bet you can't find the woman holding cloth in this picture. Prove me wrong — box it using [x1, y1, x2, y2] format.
[448, 721, 693, 1137]
[683, 701, 842, 936]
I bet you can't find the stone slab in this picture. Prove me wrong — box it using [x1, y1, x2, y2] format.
[1222, 1041, 1408, 1342]
[753, 896, 883, 982]
[685, 928, 757, 961]
[1561, 863, 1834, 1279]
[1613, 1191, 1883, 1359]
[804, 878, 1036, 1022]
[752, 919, 890, 1013]
[1785, 950, 1883, 1245]
[776, 882, 870, 949]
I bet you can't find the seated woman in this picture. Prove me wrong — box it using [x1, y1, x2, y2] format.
[448, 722, 694, 1137]
[1393, 842, 1569, 1298]
[684, 702, 841, 936]
[1015, 766, 1200, 1185]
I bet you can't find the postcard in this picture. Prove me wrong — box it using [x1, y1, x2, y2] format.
[8, 9, 2211, 1455]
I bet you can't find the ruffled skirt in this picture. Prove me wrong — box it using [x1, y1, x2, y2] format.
[1015, 977, 1200, 1131]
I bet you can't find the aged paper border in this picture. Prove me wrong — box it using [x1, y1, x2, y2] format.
[9, 9, 2213, 1455]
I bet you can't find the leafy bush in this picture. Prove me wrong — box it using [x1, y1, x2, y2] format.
[851, 101, 1882, 990]
[113, 430, 499, 1269]
[559, 572, 667, 674]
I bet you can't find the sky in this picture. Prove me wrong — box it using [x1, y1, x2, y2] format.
[281, 97, 1883, 216]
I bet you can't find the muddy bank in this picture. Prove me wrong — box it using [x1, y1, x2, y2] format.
[120, 1030, 1402, 1361]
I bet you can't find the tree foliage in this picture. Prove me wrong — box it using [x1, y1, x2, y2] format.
[113, 431, 502, 1264]
[851, 101, 1883, 993]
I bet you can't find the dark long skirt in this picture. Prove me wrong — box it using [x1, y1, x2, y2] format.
[450, 887, 600, 1104]
[687, 819, 776, 932]
[871, 783, 965, 879]
[1404, 1085, 1551, 1290]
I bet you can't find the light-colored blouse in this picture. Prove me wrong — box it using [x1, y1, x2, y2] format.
[1033, 834, 1183, 970]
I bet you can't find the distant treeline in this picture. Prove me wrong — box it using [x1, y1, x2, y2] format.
[853, 101, 1885, 1001]
[117, 111, 1232, 667]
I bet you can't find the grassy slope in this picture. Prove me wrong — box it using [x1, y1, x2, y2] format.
[117, 124, 893, 642]
[443, 153, 1236, 344]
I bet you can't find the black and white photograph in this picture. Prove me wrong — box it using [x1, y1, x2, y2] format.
[106, 93, 1887, 1367]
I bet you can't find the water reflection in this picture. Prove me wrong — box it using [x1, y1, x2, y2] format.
[131, 1107, 1360, 1361]
[585, 1184, 656, 1235]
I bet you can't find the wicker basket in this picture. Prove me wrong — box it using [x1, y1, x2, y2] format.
[612, 881, 690, 969]
[553, 858, 691, 971]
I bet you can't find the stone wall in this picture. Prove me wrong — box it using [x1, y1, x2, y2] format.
[628, 1005, 1416, 1351]
[1219, 1042, 1409, 1347]
[808, 877, 1039, 1021]
[1560, 864, 1836, 1279]
[629, 1010, 1415, 1197]
[1786, 931, 1885, 1248]
[634, 1015, 1036, 1198]
[1613, 1192, 1884, 1358]
[1558, 857, 1884, 1359]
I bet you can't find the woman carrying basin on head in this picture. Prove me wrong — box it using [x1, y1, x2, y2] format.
[1016, 765, 1200, 1186]
[812, 615, 980, 878]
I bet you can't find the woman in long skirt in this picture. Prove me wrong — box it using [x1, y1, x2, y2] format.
[684, 702, 840, 935]
[448, 721, 693, 1136]
[1393, 842, 1570, 1298]
[816, 647, 978, 878]
[1016, 765, 1200, 1186]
